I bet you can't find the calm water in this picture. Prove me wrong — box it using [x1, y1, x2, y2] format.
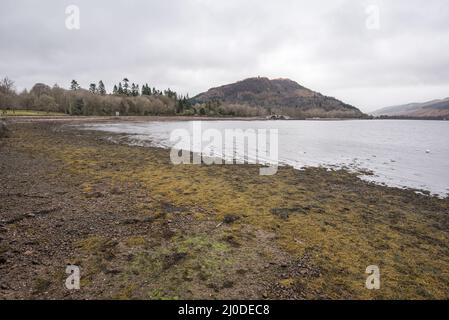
[82, 120, 449, 197]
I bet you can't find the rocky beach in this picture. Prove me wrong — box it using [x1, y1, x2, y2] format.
[0, 117, 448, 299]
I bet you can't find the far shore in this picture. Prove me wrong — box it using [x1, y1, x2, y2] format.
[3, 114, 449, 125]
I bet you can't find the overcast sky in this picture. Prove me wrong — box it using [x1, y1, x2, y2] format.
[1, 0, 448, 111]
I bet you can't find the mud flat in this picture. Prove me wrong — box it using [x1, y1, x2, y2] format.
[0, 118, 448, 299]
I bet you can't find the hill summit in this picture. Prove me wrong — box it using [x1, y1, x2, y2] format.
[191, 77, 364, 118]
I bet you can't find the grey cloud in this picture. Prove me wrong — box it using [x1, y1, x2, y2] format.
[0, 0, 448, 111]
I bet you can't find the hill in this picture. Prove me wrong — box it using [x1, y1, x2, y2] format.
[191, 77, 365, 118]
[372, 98, 449, 119]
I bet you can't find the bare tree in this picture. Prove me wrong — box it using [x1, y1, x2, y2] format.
[0, 77, 15, 95]
[0, 77, 17, 109]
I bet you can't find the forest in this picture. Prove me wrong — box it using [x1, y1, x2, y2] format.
[0, 77, 266, 117]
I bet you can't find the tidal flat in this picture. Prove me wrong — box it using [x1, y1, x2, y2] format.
[0, 118, 448, 299]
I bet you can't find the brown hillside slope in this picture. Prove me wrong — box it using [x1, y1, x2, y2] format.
[192, 77, 365, 118]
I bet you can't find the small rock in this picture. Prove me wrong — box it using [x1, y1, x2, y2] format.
[207, 282, 220, 292]
[236, 269, 247, 275]
[162, 252, 187, 269]
[222, 280, 234, 288]
[0, 283, 10, 290]
[0, 120, 10, 139]
[142, 216, 155, 223]
[223, 214, 240, 224]
[105, 268, 121, 275]
[110, 186, 123, 195]
[120, 218, 140, 225]
[85, 191, 103, 198]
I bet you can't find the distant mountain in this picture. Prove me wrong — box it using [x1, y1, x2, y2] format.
[372, 97, 449, 119]
[191, 77, 365, 118]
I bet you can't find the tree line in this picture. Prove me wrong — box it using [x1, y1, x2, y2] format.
[1, 76, 266, 117]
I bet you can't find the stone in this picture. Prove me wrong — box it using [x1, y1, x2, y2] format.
[0, 120, 10, 138]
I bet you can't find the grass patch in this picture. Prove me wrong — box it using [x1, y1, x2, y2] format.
[1, 109, 66, 116]
[33, 277, 52, 293]
[125, 236, 146, 247]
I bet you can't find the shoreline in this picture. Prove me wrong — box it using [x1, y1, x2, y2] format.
[3, 111, 449, 122]
[82, 127, 448, 200]
[75, 119, 448, 199]
[0, 119, 448, 299]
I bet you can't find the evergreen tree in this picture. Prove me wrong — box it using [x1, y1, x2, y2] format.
[176, 96, 192, 114]
[164, 88, 177, 99]
[98, 80, 106, 95]
[122, 78, 129, 96]
[118, 83, 124, 95]
[113, 85, 118, 94]
[70, 80, 80, 90]
[131, 83, 139, 96]
[142, 84, 151, 96]
[176, 99, 184, 114]
[72, 98, 84, 115]
[89, 83, 97, 94]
